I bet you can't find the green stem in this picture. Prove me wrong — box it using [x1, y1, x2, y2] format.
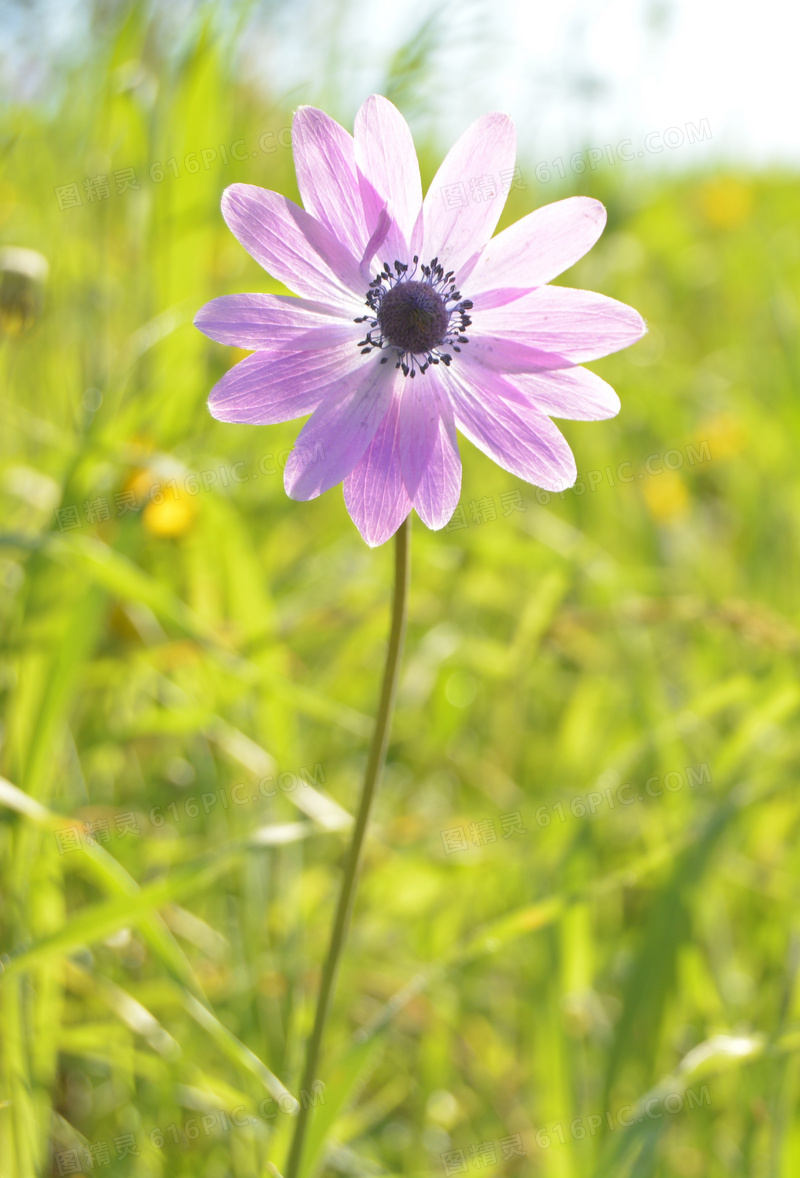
[284, 516, 411, 1178]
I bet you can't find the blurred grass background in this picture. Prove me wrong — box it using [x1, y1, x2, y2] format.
[2, 2, 800, 1176]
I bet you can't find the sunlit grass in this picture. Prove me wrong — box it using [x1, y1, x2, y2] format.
[2, 7, 800, 1178]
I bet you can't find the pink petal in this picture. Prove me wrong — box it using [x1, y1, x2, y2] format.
[466, 197, 607, 294]
[285, 357, 400, 500]
[415, 414, 461, 529]
[465, 335, 575, 373]
[292, 106, 372, 260]
[359, 204, 392, 279]
[354, 95, 424, 265]
[343, 391, 412, 547]
[422, 113, 516, 273]
[396, 375, 440, 496]
[208, 344, 367, 425]
[443, 354, 577, 491]
[470, 287, 538, 311]
[510, 366, 620, 420]
[195, 293, 358, 350]
[471, 286, 647, 364]
[221, 184, 366, 307]
[397, 370, 461, 528]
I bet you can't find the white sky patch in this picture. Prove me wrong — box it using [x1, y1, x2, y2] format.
[243, 0, 799, 171]
[3, 0, 795, 170]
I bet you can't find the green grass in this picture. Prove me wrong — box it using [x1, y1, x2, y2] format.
[2, 6, 800, 1177]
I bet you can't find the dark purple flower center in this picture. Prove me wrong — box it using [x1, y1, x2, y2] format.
[377, 281, 449, 354]
[354, 256, 473, 378]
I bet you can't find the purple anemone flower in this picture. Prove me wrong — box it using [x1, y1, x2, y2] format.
[195, 95, 646, 546]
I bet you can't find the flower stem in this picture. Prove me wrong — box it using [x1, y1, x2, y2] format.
[284, 516, 411, 1178]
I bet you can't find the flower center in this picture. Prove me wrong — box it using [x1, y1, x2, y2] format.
[355, 257, 473, 378]
[377, 281, 449, 354]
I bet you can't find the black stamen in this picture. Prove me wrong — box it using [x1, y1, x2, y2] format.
[355, 254, 474, 377]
